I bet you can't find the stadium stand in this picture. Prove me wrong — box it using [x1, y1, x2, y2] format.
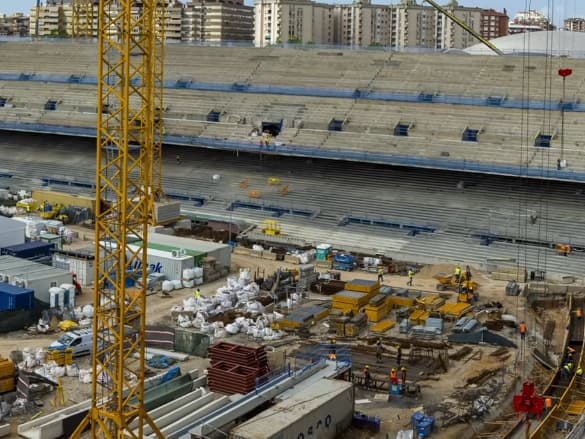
[0, 41, 584, 180]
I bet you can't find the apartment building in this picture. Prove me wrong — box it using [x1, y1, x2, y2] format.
[333, 0, 392, 47]
[0, 13, 30, 37]
[255, 0, 506, 49]
[29, 0, 249, 42]
[436, 5, 481, 50]
[255, 0, 333, 46]
[509, 10, 555, 34]
[182, 0, 253, 42]
[29, 3, 67, 37]
[565, 17, 585, 33]
[480, 8, 508, 40]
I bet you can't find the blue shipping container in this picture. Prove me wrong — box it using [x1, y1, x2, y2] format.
[0, 282, 34, 311]
[1, 241, 55, 259]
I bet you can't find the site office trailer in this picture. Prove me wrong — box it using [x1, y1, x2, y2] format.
[229, 379, 355, 439]
[127, 245, 194, 281]
[12, 268, 72, 304]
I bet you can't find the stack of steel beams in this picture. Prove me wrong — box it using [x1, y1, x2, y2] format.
[207, 342, 270, 395]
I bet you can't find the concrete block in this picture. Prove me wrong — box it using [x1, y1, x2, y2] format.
[262, 251, 278, 260]
[284, 255, 300, 264]
[144, 392, 218, 435]
[233, 247, 250, 256]
[0, 424, 9, 438]
[156, 395, 231, 439]
[174, 328, 210, 357]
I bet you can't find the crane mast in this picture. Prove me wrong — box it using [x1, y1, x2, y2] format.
[70, 1, 165, 437]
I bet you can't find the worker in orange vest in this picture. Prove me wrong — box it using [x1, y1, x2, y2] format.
[390, 367, 399, 385]
[519, 321, 527, 340]
[577, 308, 583, 320]
[544, 396, 553, 413]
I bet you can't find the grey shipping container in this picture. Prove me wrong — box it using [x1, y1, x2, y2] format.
[229, 379, 354, 439]
[0, 217, 25, 249]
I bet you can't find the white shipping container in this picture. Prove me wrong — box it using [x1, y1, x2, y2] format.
[229, 379, 354, 439]
[128, 245, 194, 281]
[52, 254, 94, 286]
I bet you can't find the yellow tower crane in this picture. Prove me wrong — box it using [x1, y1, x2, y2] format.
[71, 0, 96, 38]
[70, 1, 165, 437]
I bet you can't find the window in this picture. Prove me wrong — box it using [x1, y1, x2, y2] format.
[45, 99, 57, 111]
[462, 128, 479, 142]
[394, 122, 410, 137]
[534, 133, 552, 148]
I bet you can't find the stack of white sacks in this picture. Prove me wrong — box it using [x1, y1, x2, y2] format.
[18, 348, 80, 382]
[162, 267, 204, 293]
[172, 268, 285, 341]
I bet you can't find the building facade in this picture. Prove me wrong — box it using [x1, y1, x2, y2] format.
[436, 5, 481, 50]
[255, 0, 506, 49]
[28, 0, 251, 42]
[255, 0, 333, 46]
[182, 0, 253, 42]
[0, 13, 29, 36]
[565, 17, 585, 33]
[480, 8, 508, 40]
[509, 10, 554, 34]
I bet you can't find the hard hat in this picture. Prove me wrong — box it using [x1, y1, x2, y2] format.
[365, 365, 369, 368]
[391, 368, 396, 371]
[401, 367, 407, 371]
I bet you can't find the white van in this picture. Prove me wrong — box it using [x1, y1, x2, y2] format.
[49, 328, 94, 357]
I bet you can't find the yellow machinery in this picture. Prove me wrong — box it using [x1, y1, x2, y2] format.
[434, 273, 478, 291]
[70, 0, 165, 437]
[262, 219, 281, 235]
[268, 177, 281, 185]
[15, 199, 37, 213]
[38, 201, 65, 220]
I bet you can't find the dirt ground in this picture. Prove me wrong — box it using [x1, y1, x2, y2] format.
[0, 247, 566, 438]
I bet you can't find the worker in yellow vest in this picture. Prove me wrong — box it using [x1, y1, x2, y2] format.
[454, 265, 462, 283]
[377, 265, 384, 283]
[193, 288, 201, 299]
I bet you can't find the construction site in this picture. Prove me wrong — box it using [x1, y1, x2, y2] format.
[0, 1, 583, 439]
